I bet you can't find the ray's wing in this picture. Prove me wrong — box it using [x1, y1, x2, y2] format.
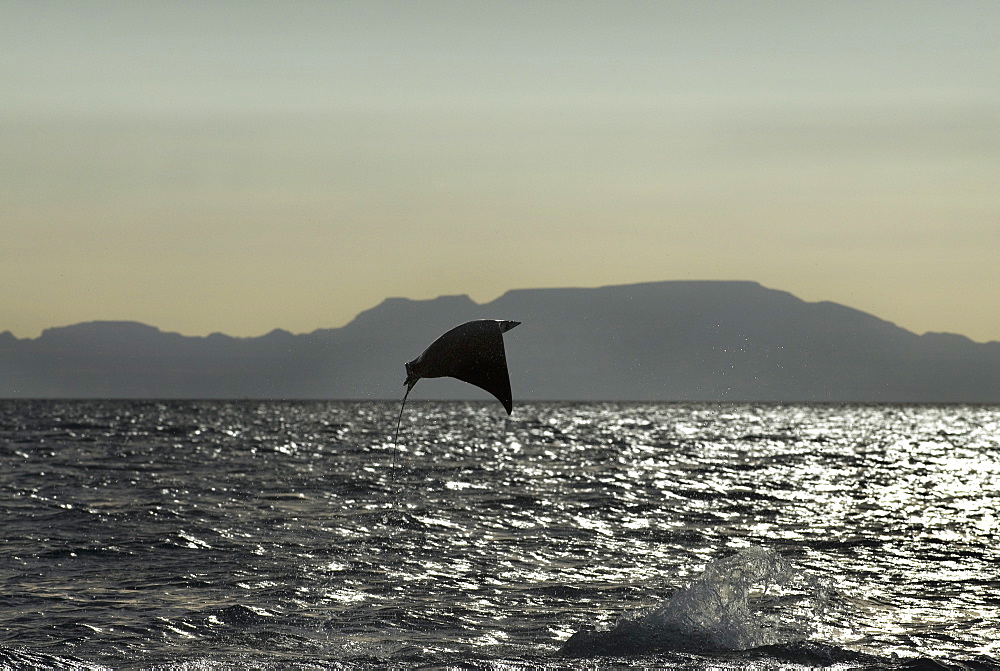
[445, 334, 513, 414]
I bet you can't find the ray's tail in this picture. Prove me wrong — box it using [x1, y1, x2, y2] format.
[391, 383, 414, 481]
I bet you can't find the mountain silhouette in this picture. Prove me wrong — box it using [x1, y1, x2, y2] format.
[1, 281, 997, 401]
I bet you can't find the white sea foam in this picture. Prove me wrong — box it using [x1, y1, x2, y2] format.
[561, 547, 832, 656]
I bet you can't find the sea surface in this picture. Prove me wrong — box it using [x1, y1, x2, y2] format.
[1, 400, 998, 670]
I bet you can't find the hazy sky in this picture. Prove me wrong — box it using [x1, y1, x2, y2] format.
[3, 1, 998, 341]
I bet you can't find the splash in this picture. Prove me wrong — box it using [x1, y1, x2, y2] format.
[561, 547, 831, 657]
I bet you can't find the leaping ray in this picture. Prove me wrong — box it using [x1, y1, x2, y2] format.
[392, 319, 520, 477]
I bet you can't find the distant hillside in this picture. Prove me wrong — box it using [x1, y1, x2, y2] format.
[1, 281, 998, 401]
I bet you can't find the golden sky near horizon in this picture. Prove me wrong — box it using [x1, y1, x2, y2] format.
[2, 2, 998, 342]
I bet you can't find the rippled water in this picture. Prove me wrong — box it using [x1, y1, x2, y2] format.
[1, 400, 998, 669]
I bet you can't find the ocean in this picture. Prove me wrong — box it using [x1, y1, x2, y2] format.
[1, 400, 998, 670]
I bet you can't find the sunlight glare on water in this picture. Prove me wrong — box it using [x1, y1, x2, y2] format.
[0, 400, 998, 669]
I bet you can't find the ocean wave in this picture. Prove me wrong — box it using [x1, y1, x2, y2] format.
[561, 547, 831, 657]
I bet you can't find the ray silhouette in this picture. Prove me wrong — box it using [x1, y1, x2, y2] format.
[392, 319, 520, 478]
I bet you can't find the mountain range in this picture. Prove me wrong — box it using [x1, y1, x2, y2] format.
[2, 281, 997, 402]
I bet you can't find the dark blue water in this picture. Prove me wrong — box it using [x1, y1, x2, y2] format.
[2, 400, 998, 669]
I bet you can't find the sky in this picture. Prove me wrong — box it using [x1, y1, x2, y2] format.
[2, 1, 998, 342]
